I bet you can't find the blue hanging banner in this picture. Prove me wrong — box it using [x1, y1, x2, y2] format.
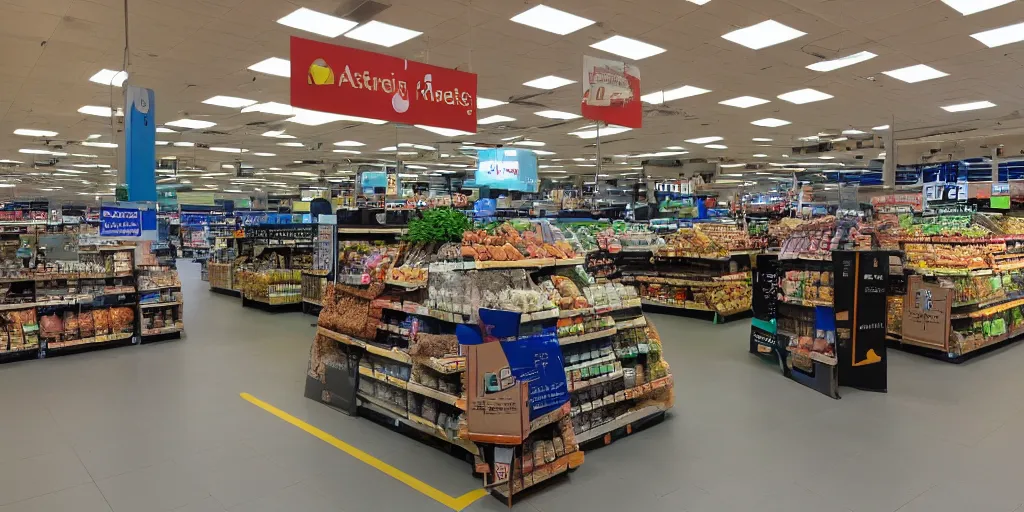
[100, 206, 142, 237]
[125, 86, 156, 202]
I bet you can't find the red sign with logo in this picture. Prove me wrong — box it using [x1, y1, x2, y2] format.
[290, 36, 478, 133]
[580, 55, 642, 129]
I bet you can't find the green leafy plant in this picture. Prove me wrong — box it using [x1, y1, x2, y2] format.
[405, 207, 471, 243]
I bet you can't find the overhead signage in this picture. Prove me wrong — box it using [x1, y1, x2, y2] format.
[923, 181, 968, 204]
[869, 193, 923, 213]
[475, 149, 538, 192]
[124, 86, 156, 202]
[581, 55, 641, 129]
[100, 206, 142, 237]
[290, 36, 478, 133]
[243, 224, 314, 241]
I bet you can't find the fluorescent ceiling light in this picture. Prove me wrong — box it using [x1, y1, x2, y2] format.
[640, 92, 665, 104]
[155, 141, 169, 146]
[665, 146, 685, 150]
[173, 142, 195, 147]
[535, 110, 581, 120]
[415, 125, 474, 137]
[156, 127, 176, 133]
[89, 69, 127, 87]
[344, 20, 421, 48]
[248, 57, 290, 77]
[941, 101, 997, 112]
[513, 141, 545, 147]
[510, 5, 595, 35]
[81, 142, 118, 148]
[477, 97, 507, 109]
[719, 96, 769, 108]
[221, 164, 234, 169]
[686, 0, 713, 4]
[209, 147, 248, 153]
[751, 118, 790, 127]
[71, 153, 96, 158]
[721, 20, 806, 50]
[523, 75, 576, 90]
[882, 64, 948, 83]
[334, 140, 364, 147]
[165, 119, 216, 129]
[941, 0, 1014, 15]
[819, 156, 836, 160]
[531, 149, 556, 155]
[333, 149, 361, 154]
[277, 142, 304, 147]
[202, 96, 258, 108]
[753, 154, 768, 158]
[705, 144, 728, 150]
[0, 159, 23, 164]
[277, 7, 357, 37]
[720, 163, 745, 168]
[873, 125, 890, 130]
[253, 152, 276, 157]
[54, 168, 87, 174]
[224, 189, 244, 193]
[806, 51, 877, 72]
[777, 88, 833, 104]
[286, 108, 386, 126]
[685, 136, 723, 144]
[379, 146, 398, 151]
[86, 134, 102, 139]
[14, 129, 58, 137]
[569, 126, 632, 138]
[78, 105, 119, 117]
[479, 115, 516, 125]
[662, 85, 711, 102]
[590, 35, 666, 60]
[842, 129, 865, 135]
[243, 102, 294, 115]
[752, 138, 773, 142]
[971, 21, 1024, 48]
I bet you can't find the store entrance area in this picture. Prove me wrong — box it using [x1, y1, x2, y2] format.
[0, 261, 1019, 512]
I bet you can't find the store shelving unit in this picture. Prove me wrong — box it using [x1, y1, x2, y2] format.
[138, 264, 184, 342]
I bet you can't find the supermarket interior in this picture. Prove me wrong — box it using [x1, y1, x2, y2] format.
[3, 0, 1024, 511]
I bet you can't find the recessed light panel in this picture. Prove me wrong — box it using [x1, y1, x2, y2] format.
[705, 144, 728, 150]
[13, 129, 57, 137]
[686, 0, 712, 4]
[202, 96, 258, 108]
[248, 57, 291, 77]
[277, 7, 357, 37]
[89, 69, 128, 87]
[479, 115, 516, 125]
[719, 96, 770, 108]
[569, 126, 632, 138]
[523, 75, 576, 90]
[513, 141, 546, 147]
[752, 138, 773, 142]
[535, 110, 581, 120]
[777, 88, 833, 104]
[685, 136, 723, 144]
[721, 20, 806, 50]
[415, 125, 474, 137]
[253, 152, 276, 157]
[156, 127, 176, 133]
[941, 101, 996, 112]
[78, 106, 116, 117]
[842, 129, 865, 135]
[510, 5, 595, 35]
[873, 125, 890, 130]
[971, 21, 1024, 48]
[209, 147, 248, 153]
[941, 0, 1014, 15]
[173, 142, 195, 147]
[882, 64, 948, 83]
[165, 119, 216, 129]
[334, 140, 365, 147]
[243, 102, 294, 116]
[640, 92, 665, 104]
[751, 118, 790, 127]
[806, 51, 877, 72]
[590, 35, 666, 60]
[662, 85, 711, 102]
[477, 97, 507, 109]
[345, 21, 421, 48]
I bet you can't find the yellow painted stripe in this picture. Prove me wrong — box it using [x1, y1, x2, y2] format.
[240, 393, 487, 511]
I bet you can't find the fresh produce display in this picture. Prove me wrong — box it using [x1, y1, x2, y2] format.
[778, 216, 839, 260]
[697, 224, 766, 251]
[636, 279, 750, 315]
[0, 308, 38, 354]
[900, 214, 990, 239]
[238, 269, 302, 304]
[779, 270, 834, 305]
[460, 220, 579, 262]
[405, 207, 471, 244]
[428, 269, 557, 318]
[656, 228, 727, 259]
[338, 242, 399, 283]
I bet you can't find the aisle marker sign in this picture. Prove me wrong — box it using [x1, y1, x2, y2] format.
[290, 36, 478, 132]
[581, 55, 642, 128]
[100, 206, 142, 237]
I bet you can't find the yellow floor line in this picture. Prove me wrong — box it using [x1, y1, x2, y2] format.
[240, 392, 488, 511]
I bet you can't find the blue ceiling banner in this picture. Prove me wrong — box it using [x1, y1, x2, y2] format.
[125, 86, 156, 202]
[100, 206, 142, 237]
[475, 149, 538, 192]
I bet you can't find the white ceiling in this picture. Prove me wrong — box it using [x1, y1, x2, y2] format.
[2, 0, 1024, 199]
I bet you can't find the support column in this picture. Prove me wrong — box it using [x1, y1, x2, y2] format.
[882, 120, 896, 190]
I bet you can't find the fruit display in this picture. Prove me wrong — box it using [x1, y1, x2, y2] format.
[461, 220, 579, 262]
[901, 214, 990, 239]
[386, 243, 432, 287]
[637, 279, 750, 315]
[697, 224, 766, 251]
[338, 241, 400, 283]
[656, 228, 728, 259]
[997, 216, 1024, 235]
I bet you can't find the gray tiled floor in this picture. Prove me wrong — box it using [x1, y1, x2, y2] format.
[0, 262, 1023, 511]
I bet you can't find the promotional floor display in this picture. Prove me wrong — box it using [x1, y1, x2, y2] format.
[304, 212, 673, 503]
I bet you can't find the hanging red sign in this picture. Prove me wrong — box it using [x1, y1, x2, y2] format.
[580, 55, 642, 129]
[290, 36, 478, 133]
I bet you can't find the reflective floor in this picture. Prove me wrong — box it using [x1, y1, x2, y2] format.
[0, 261, 1022, 511]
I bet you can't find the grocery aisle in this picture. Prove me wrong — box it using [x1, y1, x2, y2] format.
[0, 262, 1022, 511]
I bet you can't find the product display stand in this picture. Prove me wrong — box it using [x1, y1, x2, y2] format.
[624, 252, 755, 324]
[749, 250, 889, 398]
[306, 217, 673, 504]
[137, 262, 184, 342]
[237, 224, 315, 312]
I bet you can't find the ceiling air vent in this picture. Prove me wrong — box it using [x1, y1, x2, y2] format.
[335, 0, 390, 23]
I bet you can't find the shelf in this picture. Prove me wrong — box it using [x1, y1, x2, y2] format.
[951, 297, 1024, 320]
[139, 285, 181, 291]
[47, 331, 133, 350]
[364, 342, 412, 365]
[358, 366, 408, 389]
[571, 375, 673, 419]
[405, 412, 479, 456]
[641, 299, 714, 312]
[569, 370, 623, 393]
[474, 258, 556, 270]
[406, 380, 464, 409]
[302, 299, 323, 307]
[778, 297, 832, 308]
[574, 404, 670, 445]
[142, 326, 183, 336]
[492, 451, 585, 498]
[559, 327, 618, 346]
[357, 391, 408, 418]
[139, 301, 182, 309]
[557, 299, 643, 319]
[338, 226, 407, 235]
[384, 279, 426, 290]
[616, 317, 648, 330]
[376, 323, 410, 337]
[416, 356, 466, 374]
[623, 276, 747, 288]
